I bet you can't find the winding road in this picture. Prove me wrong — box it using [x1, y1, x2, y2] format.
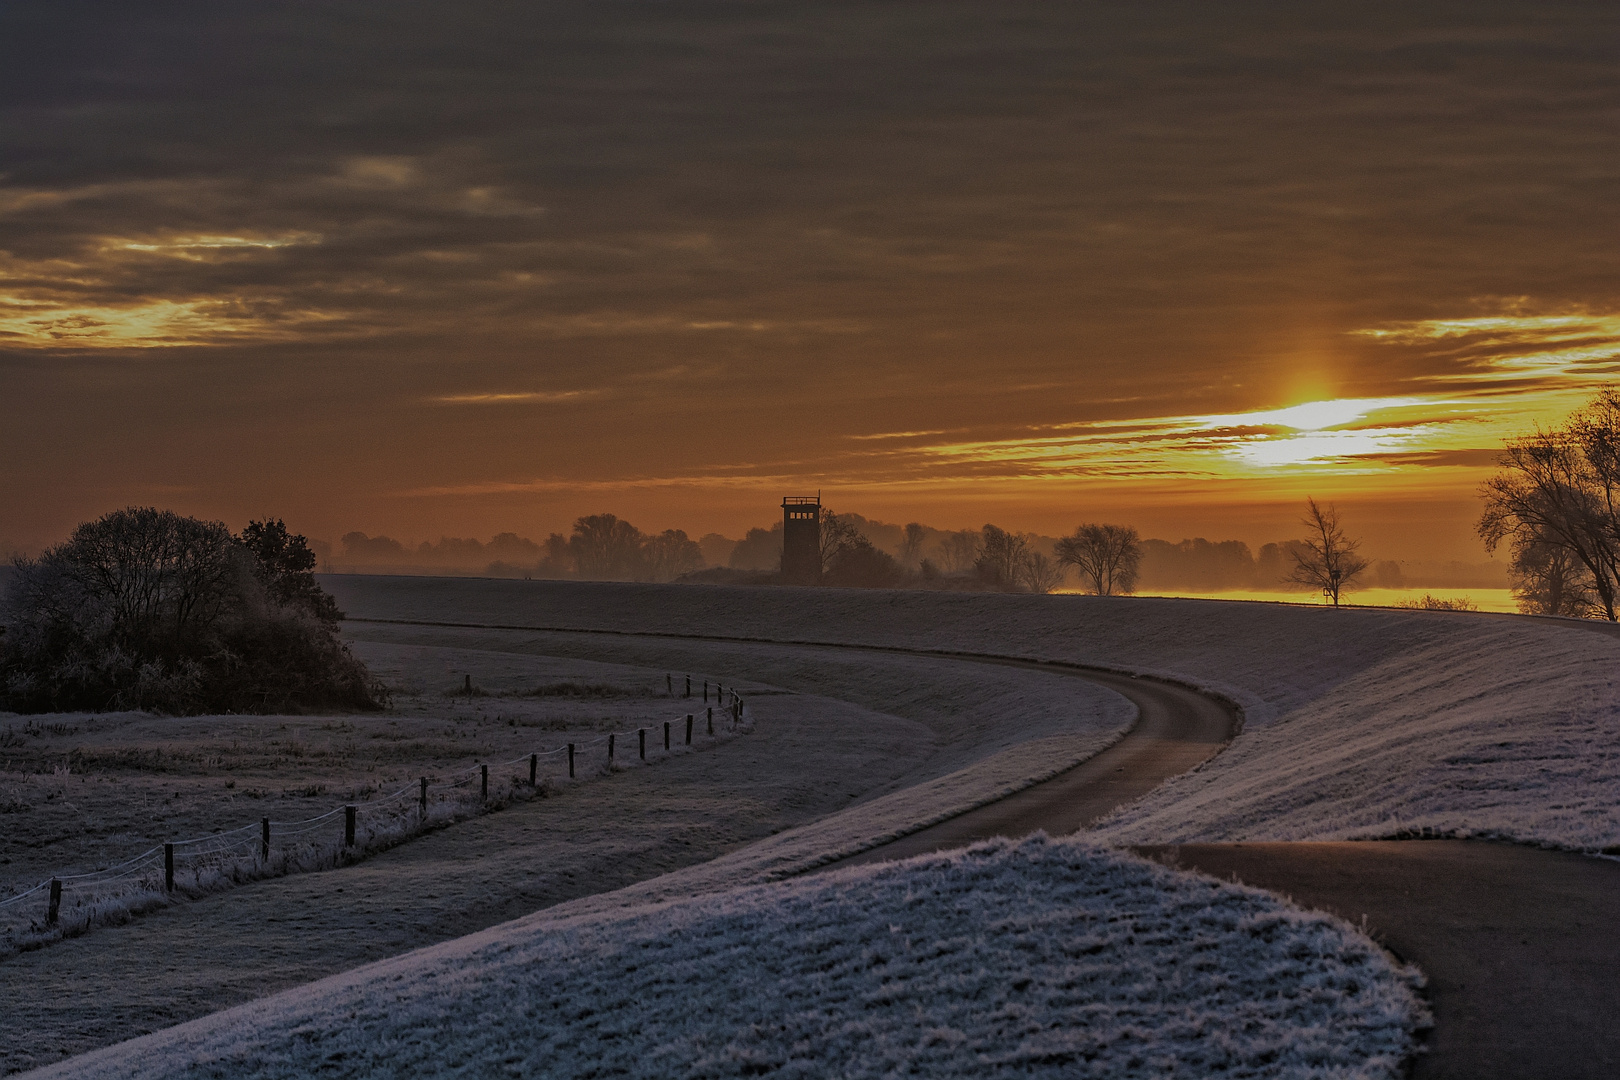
[349, 616, 1620, 1077]
[812, 650, 1620, 1080]
[825, 660, 1233, 867]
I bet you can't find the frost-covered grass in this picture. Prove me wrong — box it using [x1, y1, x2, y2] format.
[30, 836, 1427, 1080]
[328, 578, 1620, 853]
[25, 579, 1601, 1075]
[1093, 620, 1620, 850]
[0, 633, 1137, 1075]
[0, 768, 573, 961]
[0, 644, 758, 958]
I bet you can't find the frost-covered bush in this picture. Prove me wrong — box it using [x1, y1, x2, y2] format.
[0, 508, 383, 714]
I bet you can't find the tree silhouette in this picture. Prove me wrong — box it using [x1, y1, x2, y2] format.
[1508, 538, 1595, 616]
[1016, 550, 1065, 594]
[240, 518, 341, 623]
[824, 535, 902, 587]
[1285, 499, 1368, 607]
[568, 514, 646, 579]
[932, 529, 980, 575]
[899, 522, 927, 568]
[974, 525, 1029, 590]
[728, 524, 783, 572]
[1479, 391, 1620, 621]
[1, 508, 378, 713]
[818, 509, 864, 574]
[642, 529, 704, 582]
[1055, 523, 1141, 595]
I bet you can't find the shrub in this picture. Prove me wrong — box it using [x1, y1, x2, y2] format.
[0, 508, 384, 714]
[1392, 593, 1478, 612]
[823, 536, 903, 588]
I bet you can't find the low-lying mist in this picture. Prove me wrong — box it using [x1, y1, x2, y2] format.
[319, 512, 1507, 592]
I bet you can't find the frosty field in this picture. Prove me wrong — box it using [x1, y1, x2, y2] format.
[0, 643, 773, 955]
[0, 623, 1134, 1073]
[16, 575, 1615, 1076]
[29, 838, 1426, 1080]
[325, 576, 1620, 853]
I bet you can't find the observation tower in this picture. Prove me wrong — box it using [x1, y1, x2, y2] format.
[781, 496, 821, 585]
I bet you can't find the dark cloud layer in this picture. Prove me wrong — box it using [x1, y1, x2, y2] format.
[2, 1, 1617, 553]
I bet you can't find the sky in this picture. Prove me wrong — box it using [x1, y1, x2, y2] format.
[3, 1, 1618, 561]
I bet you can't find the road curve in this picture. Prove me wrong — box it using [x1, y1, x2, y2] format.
[347, 618, 1620, 1078]
[1133, 841, 1620, 1080]
[802, 649, 1620, 1080]
[347, 617, 1240, 865]
[821, 660, 1233, 868]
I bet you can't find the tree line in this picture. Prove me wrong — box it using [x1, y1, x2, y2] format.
[336, 505, 1394, 599]
[339, 516, 708, 583]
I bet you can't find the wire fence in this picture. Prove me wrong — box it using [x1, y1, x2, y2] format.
[0, 676, 749, 957]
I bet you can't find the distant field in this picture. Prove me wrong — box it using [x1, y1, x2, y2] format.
[1120, 586, 1520, 613]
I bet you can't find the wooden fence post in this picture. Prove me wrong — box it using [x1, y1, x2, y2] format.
[530, 753, 538, 786]
[666, 674, 672, 695]
[345, 806, 356, 847]
[707, 706, 713, 735]
[420, 777, 428, 822]
[686, 714, 693, 745]
[639, 728, 646, 760]
[609, 733, 616, 760]
[261, 817, 270, 862]
[664, 721, 670, 751]
[464, 674, 472, 695]
[703, 681, 708, 703]
[481, 764, 489, 799]
[165, 844, 174, 893]
[568, 743, 575, 778]
[47, 879, 61, 927]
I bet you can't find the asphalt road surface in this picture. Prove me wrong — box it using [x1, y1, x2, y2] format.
[1137, 841, 1620, 1080]
[812, 650, 1620, 1080]
[822, 658, 1234, 867]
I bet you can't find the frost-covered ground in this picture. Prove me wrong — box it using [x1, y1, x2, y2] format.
[26, 576, 1604, 1076]
[327, 577, 1620, 852]
[0, 644, 746, 901]
[29, 836, 1426, 1080]
[0, 633, 1133, 1073]
[1092, 619, 1620, 849]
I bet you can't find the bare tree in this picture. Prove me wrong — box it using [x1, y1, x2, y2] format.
[537, 533, 572, 577]
[933, 530, 981, 575]
[1478, 416, 1620, 621]
[728, 525, 782, 572]
[569, 514, 646, 579]
[1016, 550, 1065, 594]
[1285, 499, 1369, 606]
[899, 522, 927, 568]
[641, 529, 704, 582]
[1509, 538, 1595, 617]
[48, 506, 241, 650]
[1055, 523, 1142, 596]
[974, 525, 1030, 590]
[818, 509, 864, 574]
